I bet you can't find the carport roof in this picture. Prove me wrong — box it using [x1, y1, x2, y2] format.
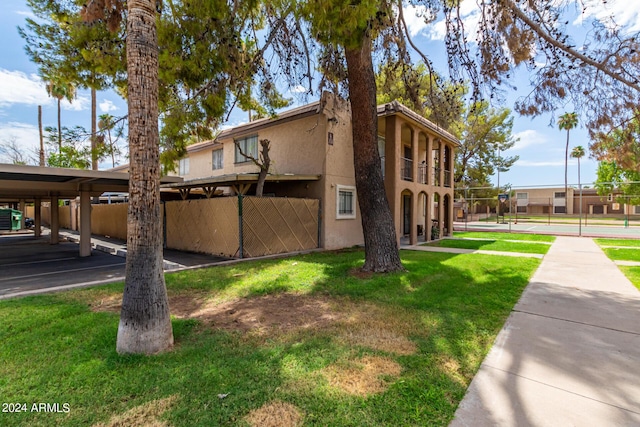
[0, 163, 183, 201]
[161, 173, 321, 190]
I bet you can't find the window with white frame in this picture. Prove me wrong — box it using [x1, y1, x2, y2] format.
[634, 205, 640, 215]
[516, 192, 528, 199]
[234, 135, 258, 163]
[554, 192, 565, 199]
[178, 157, 189, 175]
[517, 206, 527, 213]
[336, 185, 356, 219]
[212, 149, 223, 170]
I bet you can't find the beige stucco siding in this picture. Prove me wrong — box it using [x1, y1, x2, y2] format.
[322, 105, 365, 249]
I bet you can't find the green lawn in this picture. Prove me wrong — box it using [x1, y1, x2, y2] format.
[0, 249, 541, 427]
[425, 238, 551, 255]
[594, 239, 640, 288]
[594, 238, 640, 248]
[453, 231, 555, 243]
[618, 266, 640, 291]
[601, 247, 640, 262]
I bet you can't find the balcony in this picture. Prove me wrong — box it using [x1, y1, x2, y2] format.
[444, 170, 451, 187]
[418, 164, 427, 184]
[401, 157, 413, 181]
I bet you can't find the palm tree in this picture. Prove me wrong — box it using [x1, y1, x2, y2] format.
[116, 0, 173, 354]
[45, 77, 76, 153]
[558, 112, 578, 213]
[571, 145, 586, 234]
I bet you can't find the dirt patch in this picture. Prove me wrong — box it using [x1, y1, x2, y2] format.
[348, 268, 373, 279]
[197, 293, 340, 333]
[322, 356, 403, 396]
[245, 401, 303, 427]
[89, 293, 419, 356]
[93, 395, 177, 427]
[335, 301, 419, 355]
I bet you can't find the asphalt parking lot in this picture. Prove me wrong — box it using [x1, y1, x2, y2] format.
[0, 234, 126, 298]
[0, 232, 230, 299]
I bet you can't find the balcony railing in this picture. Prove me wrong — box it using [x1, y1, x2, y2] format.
[401, 157, 413, 181]
[444, 170, 451, 187]
[433, 167, 440, 186]
[418, 164, 427, 184]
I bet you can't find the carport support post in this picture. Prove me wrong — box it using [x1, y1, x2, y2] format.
[238, 193, 243, 259]
[34, 198, 42, 237]
[19, 199, 26, 229]
[50, 195, 59, 244]
[79, 191, 91, 257]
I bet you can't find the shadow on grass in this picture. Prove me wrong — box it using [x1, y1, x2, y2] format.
[0, 249, 540, 427]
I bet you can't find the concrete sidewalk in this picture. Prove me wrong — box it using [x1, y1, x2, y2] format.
[450, 236, 640, 426]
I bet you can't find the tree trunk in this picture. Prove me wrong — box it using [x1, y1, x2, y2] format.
[91, 87, 97, 170]
[57, 99, 62, 153]
[117, 0, 173, 354]
[255, 139, 271, 197]
[565, 130, 569, 213]
[38, 105, 44, 166]
[344, 37, 404, 273]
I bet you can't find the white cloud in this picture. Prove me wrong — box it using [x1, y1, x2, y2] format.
[60, 95, 89, 112]
[516, 160, 568, 167]
[576, 0, 640, 31]
[99, 99, 118, 113]
[289, 85, 307, 94]
[511, 129, 548, 151]
[0, 69, 88, 112]
[0, 122, 41, 163]
[404, 0, 480, 41]
[0, 69, 49, 108]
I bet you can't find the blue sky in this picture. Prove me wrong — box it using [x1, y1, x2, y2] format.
[1, 0, 639, 189]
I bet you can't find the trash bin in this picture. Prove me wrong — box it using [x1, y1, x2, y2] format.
[0, 209, 22, 231]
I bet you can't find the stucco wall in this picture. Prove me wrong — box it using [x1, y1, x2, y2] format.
[322, 97, 365, 249]
[183, 114, 328, 180]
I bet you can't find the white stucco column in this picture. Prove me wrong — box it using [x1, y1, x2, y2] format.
[50, 196, 59, 244]
[79, 191, 92, 257]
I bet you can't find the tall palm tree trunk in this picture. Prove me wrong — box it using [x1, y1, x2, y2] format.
[57, 98, 62, 153]
[564, 130, 569, 213]
[344, 36, 403, 273]
[116, 0, 173, 354]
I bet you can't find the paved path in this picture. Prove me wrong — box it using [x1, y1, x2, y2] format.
[449, 236, 640, 426]
[402, 243, 545, 259]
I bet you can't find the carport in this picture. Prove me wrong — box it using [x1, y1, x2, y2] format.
[0, 164, 182, 257]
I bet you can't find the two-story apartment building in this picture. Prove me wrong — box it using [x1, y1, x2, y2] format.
[168, 92, 458, 249]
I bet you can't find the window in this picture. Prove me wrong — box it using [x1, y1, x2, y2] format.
[634, 206, 640, 215]
[178, 157, 189, 175]
[554, 192, 565, 199]
[554, 206, 566, 214]
[234, 135, 258, 163]
[517, 206, 527, 213]
[516, 192, 528, 199]
[336, 185, 356, 219]
[212, 149, 223, 170]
